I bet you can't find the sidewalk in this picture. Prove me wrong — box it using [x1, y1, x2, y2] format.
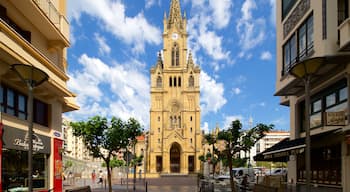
[64, 176, 198, 192]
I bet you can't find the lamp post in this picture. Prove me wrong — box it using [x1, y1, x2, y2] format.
[288, 57, 323, 191]
[11, 64, 48, 192]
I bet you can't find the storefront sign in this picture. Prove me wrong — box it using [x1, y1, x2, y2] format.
[53, 131, 61, 138]
[325, 111, 346, 126]
[3, 125, 51, 154]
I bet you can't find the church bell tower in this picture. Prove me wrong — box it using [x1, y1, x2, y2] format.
[148, 0, 201, 175]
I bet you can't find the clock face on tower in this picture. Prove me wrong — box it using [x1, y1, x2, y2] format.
[172, 33, 179, 40]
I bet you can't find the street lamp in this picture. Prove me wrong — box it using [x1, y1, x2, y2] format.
[11, 64, 48, 192]
[288, 57, 323, 191]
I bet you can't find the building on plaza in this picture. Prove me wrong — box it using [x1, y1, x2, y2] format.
[148, 0, 202, 175]
[249, 131, 289, 166]
[256, 0, 350, 191]
[0, 0, 78, 191]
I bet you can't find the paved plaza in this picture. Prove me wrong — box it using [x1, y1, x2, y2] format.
[64, 176, 199, 192]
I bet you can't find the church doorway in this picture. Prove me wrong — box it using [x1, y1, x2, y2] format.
[170, 143, 181, 173]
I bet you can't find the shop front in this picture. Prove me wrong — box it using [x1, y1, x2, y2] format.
[1, 125, 51, 191]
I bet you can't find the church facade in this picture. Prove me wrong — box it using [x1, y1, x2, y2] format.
[148, 0, 202, 175]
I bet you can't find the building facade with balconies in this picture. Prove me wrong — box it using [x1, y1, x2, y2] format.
[273, 0, 350, 191]
[0, 0, 78, 191]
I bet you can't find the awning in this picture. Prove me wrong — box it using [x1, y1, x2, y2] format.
[254, 138, 305, 162]
[254, 128, 342, 162]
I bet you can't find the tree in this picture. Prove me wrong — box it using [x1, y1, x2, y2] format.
[217, 120, 273, 192]
[199, 133, 219, 177]
[70, 116, 143, 192]
[63, 160, 73, 172]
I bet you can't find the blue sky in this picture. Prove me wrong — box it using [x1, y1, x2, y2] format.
[65, 0, 290, 133]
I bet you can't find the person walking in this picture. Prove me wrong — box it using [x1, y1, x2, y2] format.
[91, 170, 96, 183]
[97, 170, 103, 184]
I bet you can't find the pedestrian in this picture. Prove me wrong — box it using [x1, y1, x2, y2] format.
[97, 170, 103, 184]
[139, 169, 142, 180]
[91, 170, 96, 183]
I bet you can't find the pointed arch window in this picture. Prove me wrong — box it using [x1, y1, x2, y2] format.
[189, 76, 194, 87]
[174, 77, 177, 87]
[178, 77, 181, 87]
[172, 44, 180, 67]
[156, 76, 162, 87]
[169, 77, 173, 87]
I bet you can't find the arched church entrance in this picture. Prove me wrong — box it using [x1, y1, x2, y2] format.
[170, 143, 181, 173]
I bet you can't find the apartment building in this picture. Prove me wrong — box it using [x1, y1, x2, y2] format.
[0, 0, 78, 191]
[249, 131, 289, 166]
[271, 0, 350, 191]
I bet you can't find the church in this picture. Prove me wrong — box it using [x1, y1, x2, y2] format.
[148, 0, 202, 175]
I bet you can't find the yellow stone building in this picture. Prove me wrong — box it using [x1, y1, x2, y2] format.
[148, 0, 202, 175]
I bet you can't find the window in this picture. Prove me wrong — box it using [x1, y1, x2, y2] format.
[172, 44, 180, 67]
[190, 127, 192, 133]
[2, 149, 48, 190]
[283, 34, 297, 73]
[34, 99, 48, 127]
[158, 116, 160, 121]
[178, 77, 181, 87]
[310, 99, 322, 128]
[189, 76, 194, 87]
[6, 89, 15, 115]
[282, 15, 313, 75]
[156, 76, 162, 87]
[18, 94, 26, 120]
[282, 0, 297, 20]
[190, 138, 193, 144]
[298, 16, 314, 59]
[174, 77, 177, 87]
[158, 138, 160, 144]
[169, 77, 172, 87]
[158, 127, 160, 133]
[338, 0, 349, 25]
[339, 87, 348, 102]
[190, 116, 193, 121]
[299, 79, 348, 131]
[326, 93, 336, 107]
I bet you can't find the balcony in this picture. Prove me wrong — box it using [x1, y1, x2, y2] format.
[10, 0, 69, 47]
[338, 18, 350, 51]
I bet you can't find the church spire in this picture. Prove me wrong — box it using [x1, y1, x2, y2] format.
[168, 0, 183, 29]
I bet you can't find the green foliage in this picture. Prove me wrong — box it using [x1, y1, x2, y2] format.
[63, 160, 73, 171]
[216, 120, 274, 192]
[70, 115, 143, 192]
[198, 155, 206, 162]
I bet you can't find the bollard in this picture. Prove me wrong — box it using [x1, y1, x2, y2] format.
[104, 179, 107, 190]
[145, 181, 148, 192]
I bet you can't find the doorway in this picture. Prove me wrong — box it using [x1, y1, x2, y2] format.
[170, 143, 181, 173]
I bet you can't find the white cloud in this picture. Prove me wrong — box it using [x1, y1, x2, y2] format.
[68, 0, 161, 53]
[94, 33, 111, 55]
[186, 1, 231, 63]
[198, 31, 230, 60]
[200, 71, 227, 116]
[67, 54, 150, 128]
[259, 102, 266, 107]
[201, 122, 209, 134]
[237, 0, 266, 51]
[260, 51, 272, 60]
[208, 0, 232, 29]
[233, 88, 241, 95]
